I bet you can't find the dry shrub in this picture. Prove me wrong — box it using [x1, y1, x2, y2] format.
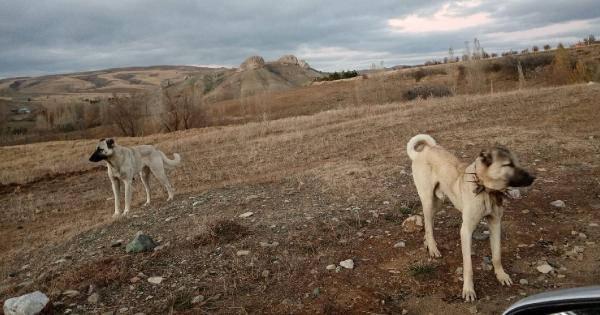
[403, 85, 452, 100]
[49, 256, 132, 291]
[192, 217, 249, 246]
[411, 68, 447, 82]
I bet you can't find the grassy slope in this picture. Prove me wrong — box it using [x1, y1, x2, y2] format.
[0, 84, 599, 313]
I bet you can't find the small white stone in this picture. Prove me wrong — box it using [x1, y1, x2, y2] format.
[326, 264, 336, 270]
[519, 279, 528, 285]
[455, 267, 463, 275]
[236, 250, 251, 256]
[589, 223, 599, 227]
[191, 295, 204, 304]
[394, 241, 406, 248]
[339, 259, 354, 269]
[550, 200, 565, 208]
[147, 276, 164, 284]
[239, 212, 254, 218]
[537, 263, 554, 274]
[579, 233, 587, 239]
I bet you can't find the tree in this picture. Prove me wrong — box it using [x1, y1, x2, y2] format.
[448, 46, 454, 62]
[161, 84, 206, 132]
[532, 45, 539, 52]
[550, 45, 572, 85]
[106, 93, 145, 136]
[557, 42, 564, 49]
[543, 44, 551, 51]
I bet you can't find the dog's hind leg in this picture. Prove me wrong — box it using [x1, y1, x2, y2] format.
[414, 175, 442, 257]
[149, 164, 174, 201]
[110, 177, 121, 218]
[140, 167, 151, 206]
[422, 195, 442, 258]
[489, 214, 513, 286]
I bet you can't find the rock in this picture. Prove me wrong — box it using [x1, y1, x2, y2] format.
[3, 291, 50, 315]
[126, 233, 157, 253]
[119, 307, 128, 313]
[550, 200, 565, 208]
[519, 279, 528, 285]
[339, 259, 354, 269]
[579, 233, 587, 239]
[259, 241, 279, 248]
[393, 241, 406, 248]
[469, 305, 478, 314]
[312, 288, 321, 297]
[536, 263, 554, 274]
[383, 201, 390, 205]
[238, 212, 254, 218]
[130, 276, 140, 283]
[456, 267, 463, 275]
[87, 293, 99, 304]
[191, 295, 204, 304]
[521, 209, 530, 214]
[236, 250, 250, 256]
[402, 310, 409, 315]
[111, 240, 123, 247]
[165, 216, 177, 222]
[326, 264, 336, 270]
[62, 290, 79, 298]
[147, 276, 163, 284]
[589, 223, 599, 227]
[402, 215, 423, 233]
[240, 56, 265, 70]
[472, 229, 490, 241]
[262, 270, 270, 278]
[507, 188, 521, 199]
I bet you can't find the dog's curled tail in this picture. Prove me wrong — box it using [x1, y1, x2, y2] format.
[407, 134, 436, 160]
[161, 151, 181, 168]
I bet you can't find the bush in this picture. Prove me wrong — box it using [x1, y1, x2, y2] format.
[316, 70, 359, 82]
[412, 68, 447, 82]
[403, 85, 452, 100]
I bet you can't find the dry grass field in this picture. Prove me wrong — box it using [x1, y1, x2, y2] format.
[1, 83, 599, 314]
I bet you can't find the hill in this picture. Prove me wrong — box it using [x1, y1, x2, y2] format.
[1, 84, 599, 313]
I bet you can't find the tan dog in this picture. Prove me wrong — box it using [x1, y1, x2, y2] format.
[407, 134, 534, 302]
[89, 138, 181, 217]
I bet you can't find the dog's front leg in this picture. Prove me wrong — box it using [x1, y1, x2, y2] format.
[460, 212, 480, 302]
[489, 214, 512, 286]
[110, 178, 121, 218]
[123, 179, 132, 215]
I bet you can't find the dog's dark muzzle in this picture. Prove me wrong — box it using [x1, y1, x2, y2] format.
[89, 150, 106, 162]
[508, 169, 535, 187]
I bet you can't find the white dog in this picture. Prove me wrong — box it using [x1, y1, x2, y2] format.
[407, 134, 534, 301]
[89, 138, 181, 217]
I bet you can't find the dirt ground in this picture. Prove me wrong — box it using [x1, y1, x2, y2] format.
[1, 84, 599, 314]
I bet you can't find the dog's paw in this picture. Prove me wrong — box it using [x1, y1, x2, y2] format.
[122, 211, 130, 216]
[428, 247, 442, 258]
[424, 241, 442, 258]
[143, 201, 151, 207]
[112, 212, 121, 219]
[496, 272, 513, 286]
[462, 286, 477, 302]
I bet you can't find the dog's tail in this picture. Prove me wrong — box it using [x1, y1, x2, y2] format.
[161, 151, 181, 168]
[407, 134, 436, 160]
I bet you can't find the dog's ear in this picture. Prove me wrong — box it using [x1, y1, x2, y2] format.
[106, 138, 115, 148]
[479, 150, 492, 166]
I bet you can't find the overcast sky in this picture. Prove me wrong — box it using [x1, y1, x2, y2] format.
[1, 0, 599, 78]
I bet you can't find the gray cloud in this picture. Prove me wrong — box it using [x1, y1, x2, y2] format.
[1, 0, 599, 78]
